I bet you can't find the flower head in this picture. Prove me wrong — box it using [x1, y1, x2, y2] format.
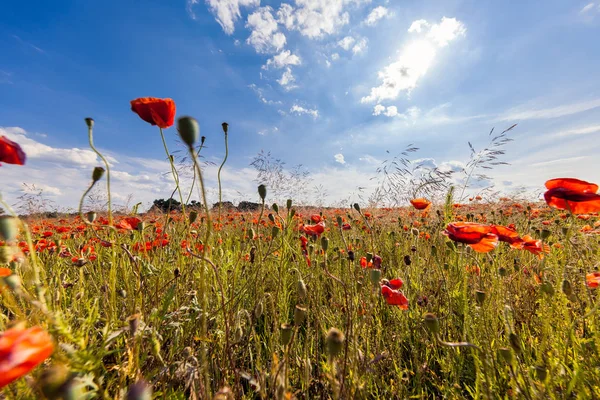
[410, 198, 431, 210]
[443, 222, 498, 253]
[0, 136, 26, 166]
[544, 178, 600, 215]
[130, 97, 176, 129]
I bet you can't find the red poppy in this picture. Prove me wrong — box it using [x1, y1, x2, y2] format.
[443, 222, 498, 253]
[0, 326, 54, 388]
[130, 97, 176, 129]
[302, 222, 325, 237]
[586, 272, 600, 288]
[0, 268, 11, 278]
[310, 214, 322, 223]
[544, 178, 600, 215]
[491, 225, 524, 248]
[341, 223, 351, 230]
[0, 136, 26, 166]
[381, 286, 409, 309]
[382, 278, 403, 290]
[118, 217, 142, 230]
[520, 235, 550, 258]
[410, 198, 431, 210]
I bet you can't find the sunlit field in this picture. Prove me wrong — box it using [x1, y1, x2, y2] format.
[2, 98, 600, 399]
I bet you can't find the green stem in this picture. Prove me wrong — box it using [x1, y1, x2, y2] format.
[217, 133, 229, 225]
[87, 125, 112, 226]
[158, 127, 186, 215]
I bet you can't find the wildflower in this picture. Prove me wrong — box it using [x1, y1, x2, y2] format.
[118, 217, 142, 231]
[491, 225, 524, 248]
[130, 97, 176, 129]
[380, 285, 409, 309]
[410, 198, 431, 210]
[443, 222, 499, 253]
[302, 222, 325, 237]
[544, 178, 600, 215]
[586, 272, 600, 288]
[0, 325, 54, 388]
[0, 136, 26, 166]
[520, 235, 550, 258]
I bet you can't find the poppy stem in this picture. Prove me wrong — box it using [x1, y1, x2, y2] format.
[158, 127, 186, 215]
[87, 123, 113, 226]
[217, 130, 229, 225]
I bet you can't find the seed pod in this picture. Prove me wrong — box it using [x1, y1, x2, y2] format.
[254, 300, 264, 319]
[286, 199, 293, 209]
[423, 313, 439, 335]
[353, 203, 361, 212]
[541, 282, 555, 296]
[369, 269, 381, 286]
[294, 305, 307, 326]
[84, 117, 94, 129]
[271, 226, 280, 238]
[325, 328, 345, 358]
[476, 290, 486, 305]
[498, 267, 507, 277]
[347, 250, 355, 261]
[540, 229, 551, 240]
[321, 236, 329, 252]
[336, 216, 343, 226]
[268, 213, 275, 223]
[128, 314, 140, 337]
[189, 211, 198, 224]
[177, 116, 200, 147]
[561, 279, 573, 296]
[0, 216, 18, 242]
[221, 122, 229, 134]
[280, 323, 293, 346]
[499, 347, 513, 364]
[366, 252, 373, 263]
[86, 211, 97, 223]
[297, 279, 307, 300]
[92, 166, 105, 183]
[272, 203, 279, 213]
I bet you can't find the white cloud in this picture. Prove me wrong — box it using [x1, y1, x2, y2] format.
[290, 104, 319, 118]
[334, 153, 346, 164]
[358, 154, 381, 165]
[364, 6, 391, 26]
[372, 104, 399, 117]
[263, 50, 302, 69]
[246, 7, 287, 53]
[362, 17, 465, 103]
[277, 67, 298, 90]
[338, 36, 355, 50]
[352, 37, 368, 54]
[276, 0, 371, 39]
[551, 124, 600, 138]
[580, 3, 596, 13]
[331, 53, 340, 61]
[495, 98, 600, 121]
[200, 0, 260, 34]
[248, 84, 282, 105]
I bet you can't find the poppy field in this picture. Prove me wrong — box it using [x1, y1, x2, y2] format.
[3, 99, 600, 399]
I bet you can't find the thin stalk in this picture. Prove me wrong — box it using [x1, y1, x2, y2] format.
[217, 132, 229, 224]
[158, 127, 186, 215]
[87, 124, 113, 226]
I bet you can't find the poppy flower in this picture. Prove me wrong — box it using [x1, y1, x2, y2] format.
[381, 286, 409, 309]
[118, 217, 142, 230]
[586, 272, 600, 288]
[382, 278, 403, 290]
[130, 97, 176, 129]
[302, 222, 325, 237]
[520, 235, 550, 258]
[443, 222, 498, 253]
[0, 136, 26, 166]
[491, 225, 524, 248]
[544, 178, 600, 215]
[310, 214, 322, 223]
[410, 198, 431, 210]
[0, 326, 54, 388]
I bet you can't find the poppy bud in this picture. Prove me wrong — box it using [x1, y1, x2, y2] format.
[200, 136, 206, 145]
[271, 226, 280, 238]
[498, 267, 507, 277]
[325, 328, 345, 358]
[561, 279, 572, 296]
[535, 365, 547, 381]
[509, 333, 522, 354]
[254, 300, 264, 319]
[126, 380, 152, 400]
[353, 203, 361, 212]
[272, 203, 279, 213]
[540, 229, 551, 240]
[541, 282, 554, 296]
[86, 211, 97, 223]
[336, 216, 343, 226]
[287, 199, 293, 209]
[366, 252, 373, 263]
[297, 279, 307, 300]
[268, 213, 275, 223]
[290, 209, 296, 217]
[404, 255, 411, 266]
[136, 221, 145, 232]
[280, 323, 293, 346]
[499, 347, 513, 363]
[258, 184, 267, 201]
[294, 305, 307, 326]
[221, 122, 229, 134]
[128, 313, 140, 337]
[321, 236, 329, 252]
[476, 290, 486, 305]
[423, 313, 439, 335]
[0, 246, 13, 264]
[92, 167, 105, 183]
[84, 117, 94, 129]
[0, 216, 18, 242]
[431, 245, 437, 257]
[177, 116, 200, 147]
[39, 364, 72, 399]
[411, 228, 419, 236]
[561, 226, 569, 236]
[369, 269, 381, 286]
[347, 250, 355, 261]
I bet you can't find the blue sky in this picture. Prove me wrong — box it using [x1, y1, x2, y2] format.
[2, 0, 600, 210]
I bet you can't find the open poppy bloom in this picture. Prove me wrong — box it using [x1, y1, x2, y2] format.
[381, 285, 409, 309]
[382, 278, 403, 290]
[118, 217, 142, 230]
[410, 198, 431, 210]
[544, 178, 600, 215]
[0, 326, 54, 388]
[310, 214, 322, 223]
[491, 225, 524, 248]
[586, 272, 600, 288]
[0, 136, 26, 166]
[520, 235, 550, 258]
[443, 222, 498, 253]
[130, 97, 176, 129]
[302, 222, 325, 237]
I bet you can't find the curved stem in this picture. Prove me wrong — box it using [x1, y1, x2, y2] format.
[87, 125, 112, 225]
[158, 127, 186, 215]
[217, 133, 229, 225]
[185, 144, 205, 205]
